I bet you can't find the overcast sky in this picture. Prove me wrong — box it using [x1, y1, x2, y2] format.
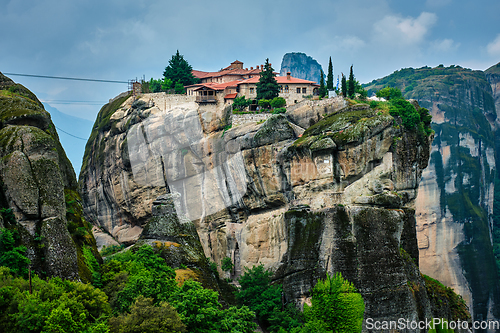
[1, 0, 500, 121]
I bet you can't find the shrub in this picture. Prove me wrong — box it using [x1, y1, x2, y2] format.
[272, 107, 286, 114]
[258, 99, 271, 110]
[109, 296, 186, 333]
[389, 98, 421, 129]
[233, 96, 253, 110]
[270, 97, 286, 109]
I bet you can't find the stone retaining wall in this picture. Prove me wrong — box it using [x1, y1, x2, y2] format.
[232, 113, 272, 126]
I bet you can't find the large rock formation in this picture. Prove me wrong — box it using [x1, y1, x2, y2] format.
[365, 65, 500, 325]
[78, 90, 471, 330]
[0, 72, 99, 281]
[280, 52, 324, 84]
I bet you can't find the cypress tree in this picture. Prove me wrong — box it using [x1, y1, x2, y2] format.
[341, 74, 347, 97]
[319, 70, 327, 98]
[348, 65, 355, 98]
[256, 58, 280, 101]
[326, 57, 334, 91]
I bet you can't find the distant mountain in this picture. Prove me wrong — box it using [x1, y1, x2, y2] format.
[279, 52, 323, 84]
[364, 64, 500, 323]
[43, 104, 93, 175]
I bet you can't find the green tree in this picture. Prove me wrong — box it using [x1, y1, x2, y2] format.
[109, 296, 186, 333]
[237, 265, 283, 329]
[348, 65, 355, 98]
[341, 74, 347, 97]
[0, 228, 30, 278]
[174, 82, 185, 94]
[162, 78, 172, 91]
[376, 87, 403, 100]
[163, 50, 198, 88]
[169, 280, 222, 333]
[389, 98, 421, 130]
[232, 96, 252, 110]
[258, 99, 271, 110]
[221, 257, 234, 273]
[304, 272, 364, 333]
[319, 70, 327, 98]
[326, 57, 334, 91]
[256, 58, 280, 101]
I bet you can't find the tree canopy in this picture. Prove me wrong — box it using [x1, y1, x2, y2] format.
[163, 50, 198, 88]
[341, 74, 347, 97]
[348, 65, 355, 98]
[319, 70, 327, 98]
[326, 57, 334, 91]
[303, 272, 364, 333]
[256, 58, 280, 101]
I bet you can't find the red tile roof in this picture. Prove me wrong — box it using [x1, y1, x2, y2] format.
[225, 93, 238, 99]
[237, 76, 319, 85]
[189, 80, 241, 91]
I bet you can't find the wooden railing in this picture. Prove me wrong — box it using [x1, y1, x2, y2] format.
[196, 95, 217, 103]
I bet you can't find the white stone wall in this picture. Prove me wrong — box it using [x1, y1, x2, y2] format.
[232, 113, 272, 126]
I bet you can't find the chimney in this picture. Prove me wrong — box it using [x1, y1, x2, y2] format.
[250, 67, 253, 70]
[287, 72, 291, 80]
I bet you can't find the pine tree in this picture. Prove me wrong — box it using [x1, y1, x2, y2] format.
[256, 58, 280, 101]
[348, 65, 355, 98]
[163, 50, 198, 88]
[326, 57, 334, 91]
[341, 73, 347, 97]
[319, 70, 327, 98]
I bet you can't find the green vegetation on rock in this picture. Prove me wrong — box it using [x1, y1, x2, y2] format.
[303, 272, 364, 333]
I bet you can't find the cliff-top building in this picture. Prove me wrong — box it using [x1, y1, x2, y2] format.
[186, 60, 319, 106]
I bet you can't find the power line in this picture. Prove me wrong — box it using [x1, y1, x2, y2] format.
[54, 125, 88, 141]
[41, 100, 107, 106]
[3, 72, 128, 84]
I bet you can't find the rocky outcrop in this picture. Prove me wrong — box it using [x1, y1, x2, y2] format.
[0, 72, 99, 281]
[486, 62, 500, 119]
[279, 52, 324, 84]
[365, 65, 500, 325]
[78, 90, 468, 330]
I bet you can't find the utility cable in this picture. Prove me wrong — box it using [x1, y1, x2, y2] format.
[54, 126, 88, 141]
[3, 72, 128, 84]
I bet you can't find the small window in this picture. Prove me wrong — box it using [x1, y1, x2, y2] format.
[250, 87, 254, 93]
[296, 87, 301, 93]
[280, 85, 283, 93]
[302, 87, 307, 94]
[285, 85, 289, 93]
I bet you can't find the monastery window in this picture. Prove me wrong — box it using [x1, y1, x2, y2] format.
[250, 87, 254, 94]
[284, 85, 289, 93]
[302, 87, 307, 94]
[296, 87, 301, 93]
[280, 85, 283, 93]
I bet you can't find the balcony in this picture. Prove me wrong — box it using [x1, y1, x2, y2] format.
[196, 95, 217, 103]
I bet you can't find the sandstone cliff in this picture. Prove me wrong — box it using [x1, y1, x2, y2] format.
[279, 52, 324, 84]
[77, 90, 469, 331]
[365, 65, 500, 325]
[0, 72, 100, 282]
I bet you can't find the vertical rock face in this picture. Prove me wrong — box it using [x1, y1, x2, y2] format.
[365, 65, 500, 324]
[279, 52, 324, 84]
[79, 91, 461, 329]
[486, 62, 500, 117]
[0, 72, 98, 281]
